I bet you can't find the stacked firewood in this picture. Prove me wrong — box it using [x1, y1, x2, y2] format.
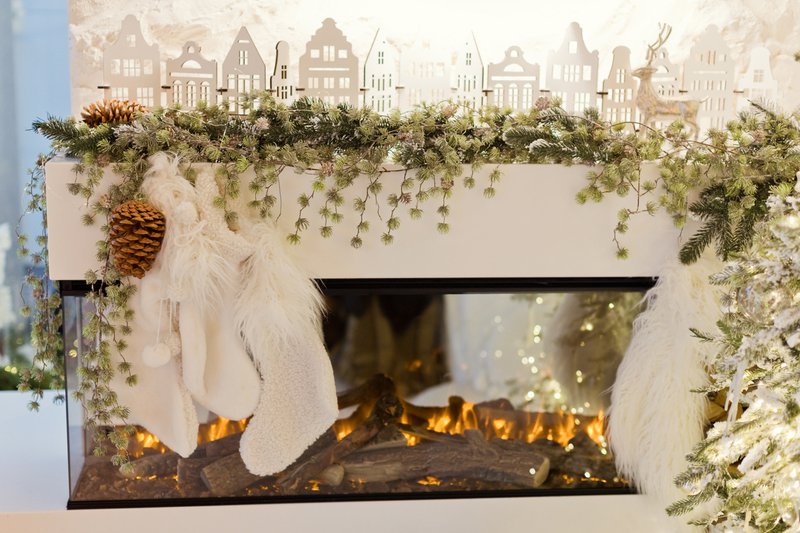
[74, 375, 624, 501]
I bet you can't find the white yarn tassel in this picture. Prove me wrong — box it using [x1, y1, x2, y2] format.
[608, 249, 722, 518]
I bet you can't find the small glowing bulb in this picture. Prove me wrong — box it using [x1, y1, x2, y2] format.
[533, 336, 541, 344]
[529, 467, 537, 475]
[608, 303, 615, 309]
[533, 325, 542, 335]
[494, 350, 503, 358]
[565, 443, 574, 452]
[584, 471, 591, 479]
[781, 214, 800, 229]
[585, 323, 594, 331]
[554, 392, 561, 400]
[535, 296, 544, 304]
[531, 366, 539, 374]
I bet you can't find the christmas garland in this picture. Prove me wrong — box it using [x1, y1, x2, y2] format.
[21, 93, 800, 509]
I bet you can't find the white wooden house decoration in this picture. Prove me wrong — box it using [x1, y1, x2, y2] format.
[166, 41, 217, 109]
[683, 25, 736, 131]
[737, 46, 778, 110]
[601, 46, 637, 127]
[486, 46, 540, 112]
[270, 41, 297, 104]
[452, 34, 484, 109]
[362, 29, 400, 114]
[298, 18, 360, 106]
[649, 47, 680, 98]
[102, 15, 161, 107]
[400, 45, 452, 109]
[221, 27, 266, 114]
[546, 22, 599, 114]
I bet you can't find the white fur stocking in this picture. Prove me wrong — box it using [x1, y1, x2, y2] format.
[608, 249, 722, 513]
[109, 258, 198, 457]
[141, 156, 261, 421]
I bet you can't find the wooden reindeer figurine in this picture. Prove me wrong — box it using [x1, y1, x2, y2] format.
[632, 24, 701, 138]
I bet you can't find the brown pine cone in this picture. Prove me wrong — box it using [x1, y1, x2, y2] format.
[109, 200, 166, 279]
[81, 99, 146, 128]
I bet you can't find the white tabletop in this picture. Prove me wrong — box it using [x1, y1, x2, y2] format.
[0, 390, 681, 533]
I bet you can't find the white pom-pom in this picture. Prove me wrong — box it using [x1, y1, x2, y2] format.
[174, 201, 198, 225]
[142, 343, 172, 368]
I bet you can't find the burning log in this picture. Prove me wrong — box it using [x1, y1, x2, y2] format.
[200, 453, 262, 496]
[202, 432, 243, 457]
[279, 392, 404, 492]
[177, 457, 216, 495]
[338, 430, 550, 488]
[121, 451, 179, 479]
[198, 429, 338, 496]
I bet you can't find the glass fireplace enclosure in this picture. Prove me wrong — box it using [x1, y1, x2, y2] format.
[62, 278, 649, 508]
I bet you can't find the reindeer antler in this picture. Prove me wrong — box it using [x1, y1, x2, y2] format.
[645, 23, 672, 64]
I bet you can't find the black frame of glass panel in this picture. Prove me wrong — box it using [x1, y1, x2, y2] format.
[61, 277, 652, 510]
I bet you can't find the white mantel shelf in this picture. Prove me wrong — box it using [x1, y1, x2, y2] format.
[45, 159, 681, 281]
[0, 393, 681, 533]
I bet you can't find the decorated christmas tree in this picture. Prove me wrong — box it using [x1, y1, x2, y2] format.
[669, 174, 800, 530]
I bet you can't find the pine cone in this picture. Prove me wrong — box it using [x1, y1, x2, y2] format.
[81, 99, 146, 128]
[109, 200, 166, 279]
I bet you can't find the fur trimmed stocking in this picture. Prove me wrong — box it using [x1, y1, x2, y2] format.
[109, 257, 199, 457]
[608, 249, 722, 513]
[141, 155, 261, 421]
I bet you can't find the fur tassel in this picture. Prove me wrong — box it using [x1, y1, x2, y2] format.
[608, 249, 722, 517]
[235, 217, 338, 476]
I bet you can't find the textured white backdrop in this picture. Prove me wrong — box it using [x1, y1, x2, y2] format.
[69, 0, 800, 114]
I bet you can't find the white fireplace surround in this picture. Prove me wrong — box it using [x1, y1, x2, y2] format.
[43, 159, 686, 532]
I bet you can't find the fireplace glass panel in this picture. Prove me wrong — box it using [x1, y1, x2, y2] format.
[63, 280, 647, 507]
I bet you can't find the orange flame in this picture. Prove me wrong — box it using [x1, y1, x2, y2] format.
[128, 416, 249, 458]
[129, 399, 607, 458]
[332, 395, 607, 451]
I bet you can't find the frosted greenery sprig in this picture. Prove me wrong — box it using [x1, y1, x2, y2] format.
[667, 185, 800, 531]
[16, 154, 65, 409]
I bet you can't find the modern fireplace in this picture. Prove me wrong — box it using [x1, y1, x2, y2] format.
[61, 277, 649, 508]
